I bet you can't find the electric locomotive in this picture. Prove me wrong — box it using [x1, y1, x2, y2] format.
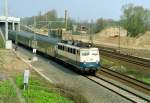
[56, 40, 100, 73]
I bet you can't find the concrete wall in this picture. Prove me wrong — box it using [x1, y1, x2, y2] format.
[0, 22, 20, 31]
[0, 16, 20, 31]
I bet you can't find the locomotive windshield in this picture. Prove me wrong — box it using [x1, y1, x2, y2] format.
[91, 50, 99, 56]
[81, 49, 99, 56]
[81, 51, 89, 56]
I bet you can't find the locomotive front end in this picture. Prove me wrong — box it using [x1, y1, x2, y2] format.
[80, 48, 100, 73]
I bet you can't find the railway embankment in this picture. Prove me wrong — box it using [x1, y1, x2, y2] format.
[0, 50, 78, 103]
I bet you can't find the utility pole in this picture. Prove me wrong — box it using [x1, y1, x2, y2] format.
[4, 0, 12, 49]
[34, 16, 36, 40]
[118, 22, 121, 54]
[5, 0, 8, 41]
[90, 19, 94, 45]
[32, 16, 38, 61]
[33, 16, 37, 50]
[64, 10, 68, 30]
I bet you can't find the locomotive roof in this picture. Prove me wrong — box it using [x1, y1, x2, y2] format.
[58, 42, 80, 49]
[58, 40, 96, 49]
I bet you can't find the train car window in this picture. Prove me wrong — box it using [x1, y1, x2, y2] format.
[62, 46, 64, 50]
[72, 49, 73, 54]
[59, 45, 63, 50]
[64, 46, 66, 51]
[58, 45, 60, 49]
[59, 45, 61, 50]
[73, 49, 76, 54]
[61, 46, 62, 50]
[61, 46, 63, 50]
[77, 50, 80, 55]
[68, 48, 69, 52]
[60, 45, 62, 50]
[70, 48, 71, 53]
[70, 48, 72, 53]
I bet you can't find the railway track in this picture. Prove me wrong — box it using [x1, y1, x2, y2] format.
[86, 67, 150, 103]
[99, 48, 150, 68]
[101, 67, 150, 94]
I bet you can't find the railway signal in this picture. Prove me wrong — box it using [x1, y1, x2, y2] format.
[23, 70, 30, 90]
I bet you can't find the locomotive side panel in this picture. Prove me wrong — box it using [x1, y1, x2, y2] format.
[56, 44, 81, 69]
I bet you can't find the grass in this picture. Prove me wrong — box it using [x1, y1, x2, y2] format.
[0, 80, 19, 103]
[101, 58, 115, 68]
[124, 70, 150, 84]
[15, 71, 74, 103]
[23, 89, 73, 103]
[141, 78, 150, 84]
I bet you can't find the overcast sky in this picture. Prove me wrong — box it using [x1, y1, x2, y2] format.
[0, 0, 150, 21]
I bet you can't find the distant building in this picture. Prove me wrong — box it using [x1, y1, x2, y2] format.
[72, 25, 88, 35]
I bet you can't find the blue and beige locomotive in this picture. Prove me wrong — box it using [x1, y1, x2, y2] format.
[56, 41, 100, 73]
[8, 31, 101, 74]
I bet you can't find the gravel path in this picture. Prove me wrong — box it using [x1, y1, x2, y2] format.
[15, 46, 133, 103]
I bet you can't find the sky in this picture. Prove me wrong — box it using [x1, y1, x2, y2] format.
[0, 0, 150, 21]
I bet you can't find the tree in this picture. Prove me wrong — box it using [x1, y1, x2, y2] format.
[121, 4, 150, 37]
[95, 18, 117, 33]
[46, 10, 57, 21]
